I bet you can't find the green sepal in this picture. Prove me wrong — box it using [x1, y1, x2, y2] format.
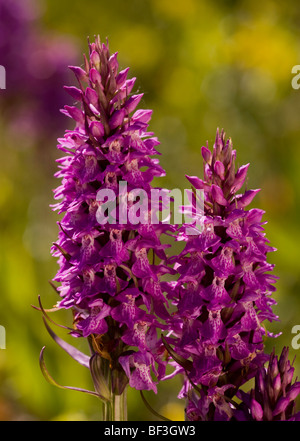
[89, 353, 111, 402]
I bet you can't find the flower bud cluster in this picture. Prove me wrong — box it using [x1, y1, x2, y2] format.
[234, 347, 300, 420]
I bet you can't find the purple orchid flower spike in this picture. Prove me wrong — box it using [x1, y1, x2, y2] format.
[34, 29, 299, 421]
[40, 36, 175, 421]
[162, 128, 282, 420]
[234, 347, 300, 421]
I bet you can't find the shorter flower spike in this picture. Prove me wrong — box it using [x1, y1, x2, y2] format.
[163, 129, 280, 420]
[234, 347, 300, 421]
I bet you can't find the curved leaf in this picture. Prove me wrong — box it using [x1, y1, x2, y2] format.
[39, 347, 107, 401]
[35, 295, 74, 331]
[42, 317, 90, 368]
[140, 391, 172, 422]
[161, 335, 193, 372]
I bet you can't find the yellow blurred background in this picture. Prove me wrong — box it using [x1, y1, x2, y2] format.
[1, 0, 300, 420]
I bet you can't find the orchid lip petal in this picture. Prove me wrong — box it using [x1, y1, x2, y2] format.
[211, 184, 228, 206]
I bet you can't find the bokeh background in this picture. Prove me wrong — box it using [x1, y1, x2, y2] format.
[1, 0, 300, 421]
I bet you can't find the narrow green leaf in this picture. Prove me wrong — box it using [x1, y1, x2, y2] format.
[35, 295, 74, 331]
[39, 346, 108, 401]
[42, 317, 90, 368]
[140, 391, 172, 422]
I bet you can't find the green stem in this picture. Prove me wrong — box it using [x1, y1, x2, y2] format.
[113, 387, 127, 421]
[100, 358, 128, 421]
[102, 399, 111, 421]
[102, 387, 128, 421]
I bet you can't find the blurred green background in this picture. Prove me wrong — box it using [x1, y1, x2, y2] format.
[1, 0, 300, 421]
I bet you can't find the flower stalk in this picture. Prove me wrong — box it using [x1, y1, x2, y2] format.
[100, 358, 127, 421]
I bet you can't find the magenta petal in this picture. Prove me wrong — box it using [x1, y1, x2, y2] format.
[89, 67, 102, 85]
[234, 189, 260, 209]
[119, 354, 131, 379]
[62, 105, 84, 124]
[201, 146, 212, 163]
[130, 352, 157, 392]
[64, 86, 83, 101]
[109, 108, 125, 130]
[125, 94, 143, 114]
[273, 396, 290, 416]
[85, 87, 99, 108]
[211, 184, 227, 206]
[232, 163, 250, 192]
[185, 175, 211, 191]
[68, 65, 88, 81]
[89, 120, 105, 138]
[287, 382, 300, 401]
[250, 399, 263, 421]
[43, 318, 90, 368]
[214, 161, 225, 180]
[109, 52, 119, 72]
[90, 50, 101, 67]
[116, 67, 130, 87]
[132, 109, 153, 124]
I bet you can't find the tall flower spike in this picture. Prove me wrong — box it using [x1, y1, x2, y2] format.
[163, 129, 280, 421]
[46, 36, 173, 420]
